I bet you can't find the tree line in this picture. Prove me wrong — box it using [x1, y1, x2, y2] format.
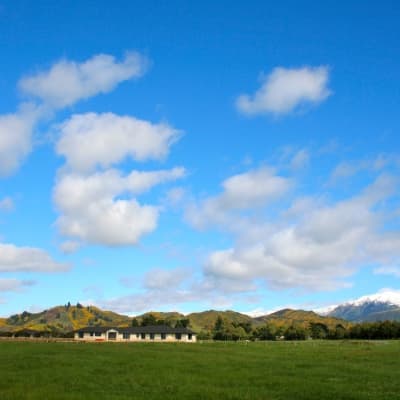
[200, 316, 400, 341]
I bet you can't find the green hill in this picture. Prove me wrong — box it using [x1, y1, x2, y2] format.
[255, 309, 350, 329]
[0, 305, 350, 336]
[134, 311, 185, 325]
[187, 310, 257, 332]
[0, 304, 131, 334]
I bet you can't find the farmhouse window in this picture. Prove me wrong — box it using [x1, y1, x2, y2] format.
[175, 333, 182, 340]
[161, 333, 166, 340]
[141, 333, 146, 339]
[188, 334, 192, 340]
[123, 333, 130, 340]
[78, 332, 84, 338]
[150, 333, 155, 340]
[95, 332, 101, 337]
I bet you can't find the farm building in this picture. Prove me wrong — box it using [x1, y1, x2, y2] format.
[74, 325, 196, 342]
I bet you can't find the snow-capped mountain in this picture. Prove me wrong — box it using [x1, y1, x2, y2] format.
[325, 289, 400, 322]
[347, 289, 400, 307]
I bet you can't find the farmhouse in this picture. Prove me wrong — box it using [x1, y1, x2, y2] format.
[74, 325, 196, 342]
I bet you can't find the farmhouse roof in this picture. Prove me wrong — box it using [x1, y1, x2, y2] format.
[75, 325, 195, 334]
[15, 329, 40, 335]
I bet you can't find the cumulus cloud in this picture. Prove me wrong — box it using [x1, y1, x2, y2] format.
[19, 52, 147, 108]
[53, 167, 185, 246]
[0, 278, 35, 292]
[56, 112, 181, 173]
[0, 243, 69, 272]
[1, 52, 147, 177]
[186, 166, 291, 229]
[236, 66, 330, 115]
[200, 172, 400, 291]
[0, 105, 40, 176]
[98, 267, 253, 315]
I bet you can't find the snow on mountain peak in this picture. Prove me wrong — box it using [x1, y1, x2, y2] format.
[347, 289, 400, 307]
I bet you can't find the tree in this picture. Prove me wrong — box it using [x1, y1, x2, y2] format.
[213, 316, 228, 340]
[212, 316, 247, 341]
[284, 325, 307, 340]
[175, 318, 190, 328]
[131, 318, 139, 327]
[141, 314, 157, 326]
[328, 324, 347, 339]
[309, 322, 328, 339]
[254, 324, 276, 340]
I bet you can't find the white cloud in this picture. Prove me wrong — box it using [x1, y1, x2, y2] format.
[53, 167, 185, 246]
[0, 52, 148, 177]
[0, 197, 14, 212]
[59, 240, 81, 254]
[56, 112, 181, 173]
[19, 52, 147, 108]
[143, 267, 191, 290]
[0, 278, 35, 292]
[186, 166, 291, 229]
[201, 173, 400, 291]
[0, 105, 39, 176]
[329, 155, 394, 183]
[236, 66, 330, 115]
[374, 266, 400, 278]
[0, 243, 69, 272]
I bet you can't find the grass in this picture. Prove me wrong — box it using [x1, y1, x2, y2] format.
[0, 340, 399, 399]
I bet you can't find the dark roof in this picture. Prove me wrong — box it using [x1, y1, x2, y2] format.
[75, 325, 195, 334]
[14, 329, 40, 336]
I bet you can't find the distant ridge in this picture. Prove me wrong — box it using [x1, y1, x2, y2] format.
[255, 309, 350, 329]
[0, 304, 348, 334]
[326, 290, 400, 322]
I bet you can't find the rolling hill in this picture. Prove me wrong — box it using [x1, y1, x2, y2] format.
[0, 304, 366, 335]
[187, 310, 257, 332]
[255, 309, 350, 329]
[0, 304, 131, 334]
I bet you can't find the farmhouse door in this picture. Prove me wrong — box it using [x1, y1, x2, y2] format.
[108, 332, 117, 340]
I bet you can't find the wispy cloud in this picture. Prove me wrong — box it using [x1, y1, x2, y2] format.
[0, 278, 35, 293]
[0, 197, 14, 212]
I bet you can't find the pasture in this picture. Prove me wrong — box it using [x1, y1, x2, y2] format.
[0, 340, 399, 399]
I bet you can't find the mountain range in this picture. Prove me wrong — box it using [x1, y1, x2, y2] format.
[1, 289, 399, 334]
[325, 289, 400, 322]
[0, 304, 348, 335]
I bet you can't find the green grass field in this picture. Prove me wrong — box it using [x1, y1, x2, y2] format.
[0, 340, 399, 400]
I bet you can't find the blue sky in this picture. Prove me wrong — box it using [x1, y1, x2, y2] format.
[0, 1, 400, 316]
